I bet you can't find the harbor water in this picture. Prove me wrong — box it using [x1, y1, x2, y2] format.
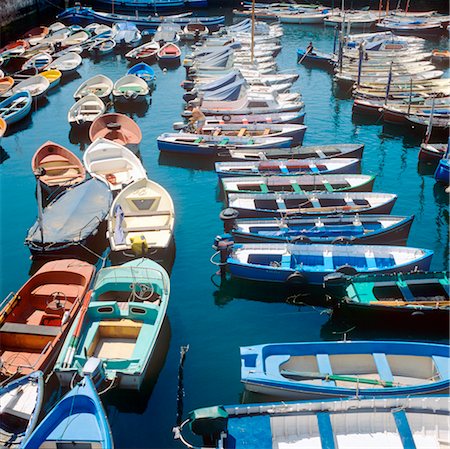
[0, 10, 448, 448]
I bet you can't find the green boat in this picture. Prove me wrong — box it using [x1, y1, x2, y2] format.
[54, 258, 170, 390]
[324, 271, 449, 334]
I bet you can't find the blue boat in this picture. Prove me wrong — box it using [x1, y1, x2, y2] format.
[223, 242, 433, 285]
[127, 62, 156, 87]
[0, 371, 44, 448]
[22, 376, 113, 449]
[178, 396, 449, 449]
[0, 91, 32, 125]
[434, 143, 449, 184]
[297, 48, 335, 68]
[241, 341, 450, 400]
[57, 6, 224, 30]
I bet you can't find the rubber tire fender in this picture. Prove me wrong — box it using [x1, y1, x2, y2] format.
[286, 271, 308, 285]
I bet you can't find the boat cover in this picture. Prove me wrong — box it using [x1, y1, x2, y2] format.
[27, 178, 112, 246]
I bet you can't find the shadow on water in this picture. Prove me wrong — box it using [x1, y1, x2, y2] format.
[60, 71, 82, 87]
[0, 146, 10, 164]
[113, 98, 151, 117]
[5, 114, 33, 136]
[158, 151, 216, 171]
[69, 125, 91, 147]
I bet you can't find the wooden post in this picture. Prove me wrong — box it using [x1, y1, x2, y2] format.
[251, 0, 255, 64]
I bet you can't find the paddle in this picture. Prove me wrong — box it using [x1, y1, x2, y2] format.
[298, 46, 312, 65]
[280, 369, 400, 388]
[62, 290, 92, 368]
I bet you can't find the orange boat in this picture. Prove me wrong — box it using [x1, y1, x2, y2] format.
[32, 141, 86, 193]
[89, 113, 142, 147]
[432, 49, 450, 65]
[0, 259, 95, 379]
[157, 43, 181, 62]
[23, 26, 49, 45]
[0, 117, 6, 141]
[0, 39, 30, 56]
[0, 76, 14, 96]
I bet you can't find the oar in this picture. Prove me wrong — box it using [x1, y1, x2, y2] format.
[62, 290, 92, 368]
[280, 369, 400, 388]
[298, 46, 312, 65]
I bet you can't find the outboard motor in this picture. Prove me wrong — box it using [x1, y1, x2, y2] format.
[188, 406, 228, 447]
[82, 357, 107, 389]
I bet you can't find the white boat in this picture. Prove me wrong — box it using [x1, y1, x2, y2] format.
[89, 38, 117, 54]
[125, 41, 160, 61]
[73, 74, 113, 100]
[43, 28, 71, 44]
[9, 75, 50, 99]
[181, 23, 209, 40]
[68, 94, 106, 126]
[62, 30, 91, 47]
[324, 12, 378, 28]
[48, 52, 82, 74]
[113, 75, 149, 101]
[21, 52, 52, 71]
[107, 177, 175, 255]
[113, 23, 142, 47]
[83, 138, 147, 191]
[48, 22, 66, 33]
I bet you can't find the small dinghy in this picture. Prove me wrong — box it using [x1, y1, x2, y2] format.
[21, 52, 52, 71]
[435, 155, 450, 184]
[25, 179, 112, 257]
[187, 110, 305, 125]
[127, 62, 156, 87]
[0, 371, 44, 448]
[180, 396, 449, 449]
[23, 26, 49, 46]
[68, 94, 106, 127]
[419, 142, 448, 162]
[125, 41, 160, 62]
[32, 141, 86, 198]
[223, 242, 432, 285]
[48, 51, 82, 74]
[241, 340, 450, 399]
[89, 38, 116, 55]
[89, 113, 142, 147]
[84, 138, 147, 191]
[61, 30, 91, 47]
[157, 43, 181, 62]
[73, 74, 113, 100]
[0, 91, 32, 125]
[325, 271, 449, 332]
[158, 133, 292, 155]
[222, 174, 375, 195]
[227, 191, 397, 218]
[0, 259, 95, 377]
[0, 76, 14, 96]
[215, 158, 361, 177]
[112, 74, 149, 101]
[22, 377, 113, 449]
[181, 23, 209, 41]
[40, 69, 62, 89]
[0, 117, 6, 142]
[55, 258, 170, 391]
[108, 177, 175, 258]
[0, 40, 29, 58]
[113, 22, 142, 48]
[9, 75, 50, 99]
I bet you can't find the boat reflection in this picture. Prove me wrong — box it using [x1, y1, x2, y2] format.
[158, 151, 215, 171]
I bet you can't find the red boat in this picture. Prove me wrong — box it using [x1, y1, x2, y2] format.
[89, 113, 142, 146]
[0, 40, 30, 56]
[157, 43, 181, 62]
[0, 259, 95, 379]
[419, 143, 448, 162]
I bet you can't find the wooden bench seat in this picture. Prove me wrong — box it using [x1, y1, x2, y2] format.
[125, 224, 172, 233]
[123, 210, 173, 217]
[0, 322, 60, 337]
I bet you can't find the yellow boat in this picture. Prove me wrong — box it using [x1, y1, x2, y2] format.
[0, 117, 6, 142]
[40, 69, 62, 89]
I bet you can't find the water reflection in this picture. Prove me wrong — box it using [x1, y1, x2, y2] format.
[0, 146, 10, 163]
[158, 151, 215, 171]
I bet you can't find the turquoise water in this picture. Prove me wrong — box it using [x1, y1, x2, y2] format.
[0, 13, 449, 448]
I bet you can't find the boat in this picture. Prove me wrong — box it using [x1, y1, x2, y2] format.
[112, 75, 149, 101]
[325, 271, 449, 332]
[32, 141, 86, 200]
[22, 377, 113, 449]
[158, 133, 293, 155]
[54, 258, 170, 390]
[297, 48, 335, 68]
[0, 117, 6, 142]
[83, 138, 147, 191]
[190, 123, 307, 146]
[224, 143, 365, 161]
[240, 340, 450, 399]
[61, 30, 91, 47]
[419, 142, 448, 162]
[25, 179, 112, 257]
[125, 41, 160, 62]
[21, 52, 53, 71]
[40, 69, 62, 89]
[57, 6, 224, 31]
[0, 371, 44, 448]
[107, 178, 175, 258]
[127, 63, 156, 87]
[153, 24, 181, 44]
[113, 22, 142, 48]
[8, 75, 50, 99]
[157, 43, 181, 62]
[215, 158, 361, 177]
[0, 259, 95, 377]
[23, 26, 49, 46]
[226, 214, 414, 245]
[48, 52, 82, 74]
[222, 174, 376, 195]
[68, 94, 106, 127]
[435, 156, 449, 184]
[223, 242, 432, 285]
[376, 19, 446, 36]
[0, 76, 14, 96]
[181, 23, 209, 41]
[432, 49, 450, 65]
[88, 38, 117, 55]
[178, 396, 449, 449]
[0, 91, 32, 125]
[89, 113, 142, 147]
[0, 40, 30, 58]
[73, 74, 113, 100]
[227, 191, 397, 218]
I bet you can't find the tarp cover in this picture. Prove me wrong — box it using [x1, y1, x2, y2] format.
[27, 178, 112, 245]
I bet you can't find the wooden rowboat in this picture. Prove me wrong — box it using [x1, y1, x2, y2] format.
[0, 117, 7, 142]
[9, 75, 50, 99]
[40, 70, 62, 89]
[0, 76, 14, 96]
[0, 91, 32, 125]
[68, 94, 106, 127]
[89, 113, 142, 146]
[0, 259, 95, 378]
[23, 27, 49, 46]
[157, 43, 181, 62]
[73, 74, 113, 100]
